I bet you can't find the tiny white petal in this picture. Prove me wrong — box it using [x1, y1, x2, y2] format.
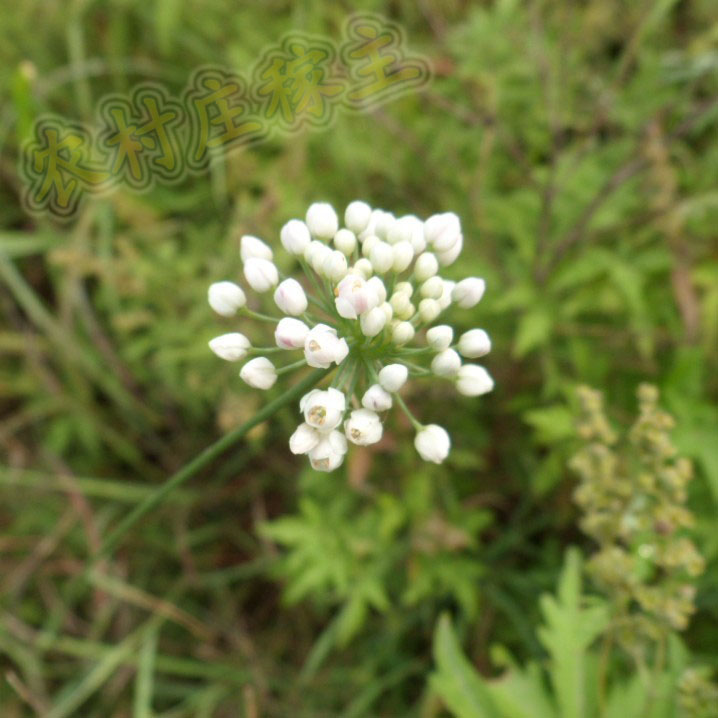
[280, 219, 311, 255]
[392, 320, 415, 345]
[289, 423, 321, 454]
[243, 257, 278, 292]
[369, 240, 394, 274]
[239, 357, 277, 390]
[456, 364, 494, 396]
[306, 202, 339, 240]
[414, 252, 439, 281]
[240, 234, 273, 261]
[458, 329, 492, 358]
[426, 325, 454, 351]
[344, 408, 383, 446]
[333, 228, 357, 256]
[452, 277, 486, 309]
[344, 200, 372, 235]
[431, 348, 462, 377]
[414, 424, 451, 464]
[360, 306, 387, 337]
[420, 276, 444, 299]
[391, 241, 414, 272]
[418, 298, 441, 323]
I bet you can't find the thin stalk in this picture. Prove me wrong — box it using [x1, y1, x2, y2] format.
[241, 307, 280, 323]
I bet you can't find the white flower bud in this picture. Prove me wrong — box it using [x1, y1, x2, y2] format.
[362, 384, 393, 411]
[240, 234, 273, 261]
[436, 234, 463, 266]
[414, 424, 450, 464]
[458, 329, 491, 358]
[335, 274, 380, 319]
[308, 430, 348, 472]
[273, 278, 307, 316]
[208, 332, 250, 361]
[379, 363, 408, 392]
[372, 209, 395, 240]
[280, 219, 311, 255]
[456, 364, 494, 396]
[301, 388, 346, 431]
[289, 422, 321, 455]
[306, 202, 338, 240]
[304, 324, 349, 368]
[424, 212, 461, 251]
[452, 277, 486, 308]
[344, 200, 372, 235]
[438, 280, 455, 310]
[333, 228, 357, 256]
[322, 250, 348, 281]
[366, 276, 387, 304]
[275, 317, 309, 349]
[243, 257, 278, 292]
[392, 241, 414, 272]
[392, 320, 415, 345]
[305, 240, 332, 274]
[414, 252, 439, 281]
[426, 325, 453, 351]
[387, 214, 418, 245]
[208, 281, 246, 316]
[420, 276, 444, 299]
[394, 281, 413, 297]
[418, 298, 441, 323]
[360, 306, 387, 337]
[353, 258, 373, 279]
[431, 348, 462, 377]
[239, 357, 277, 390]
[345, 409, 383, 446]
[380, 301, 394, 323]
[369, 240, 394, 273]
[390, 290, 412, 317]
[361, 235, 379, 257]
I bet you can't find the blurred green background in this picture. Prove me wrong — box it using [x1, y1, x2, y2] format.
[1, 0, 718, 716]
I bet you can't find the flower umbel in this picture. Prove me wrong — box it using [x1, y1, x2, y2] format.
[208, 201, 494, 472]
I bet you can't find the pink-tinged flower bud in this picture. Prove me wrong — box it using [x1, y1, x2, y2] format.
[345, 409, 383, 446]
[306, 202, 338, 240]
[335, 274, 380, 319]
[360, 306, 387, 337]
[414, 252, 438, 281]
[240, 234, 273, 261]
[378, 363, 408, 392]
[239, 357, 277, 390]
[243, 257, 278, 292]
[274, 278, 308, 316]
[280, 219, 311, 255]
[344, 201, 372, 235]
[458, 329, 491, 358]
[431, 348, 461, 377]
[304, 324, 349, 368]
[456, 365, 494, 397]
[426, 325, 453, 351]
[308, 430, 348, 471]
[452, 277, 486, 308]
[361, 384, 393, 412]
[414, 424, 451, 464]
[274, 317, 309, 349]
[208, 332, 250, 361]
[208, 281, 246, 316]
[289, 423, 321, 455]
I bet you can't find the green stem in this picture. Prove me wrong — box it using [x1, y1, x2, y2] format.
[394, 392, 424, 431]
[96, 368, 328, 561]
[276, 358, 308, 376]
[242, 307, 280, 323]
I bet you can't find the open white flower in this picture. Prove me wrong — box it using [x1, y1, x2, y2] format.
[207, 200, 492, 471]
[304, 324, 349, 368]
[309, 430, 348, 472]
[345, 409, 383, 446]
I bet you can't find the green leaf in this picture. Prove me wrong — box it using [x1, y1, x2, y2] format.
[430, 613, 500, 718]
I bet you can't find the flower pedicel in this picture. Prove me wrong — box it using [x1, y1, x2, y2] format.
[208, 201, 494, 472]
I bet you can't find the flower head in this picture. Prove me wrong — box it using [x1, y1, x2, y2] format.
[207, 200, 493, 471]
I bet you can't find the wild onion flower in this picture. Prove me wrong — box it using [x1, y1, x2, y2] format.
[207, 201, 494, 472]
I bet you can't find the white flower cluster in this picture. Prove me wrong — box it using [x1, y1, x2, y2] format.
[207, 201, 494, 472]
